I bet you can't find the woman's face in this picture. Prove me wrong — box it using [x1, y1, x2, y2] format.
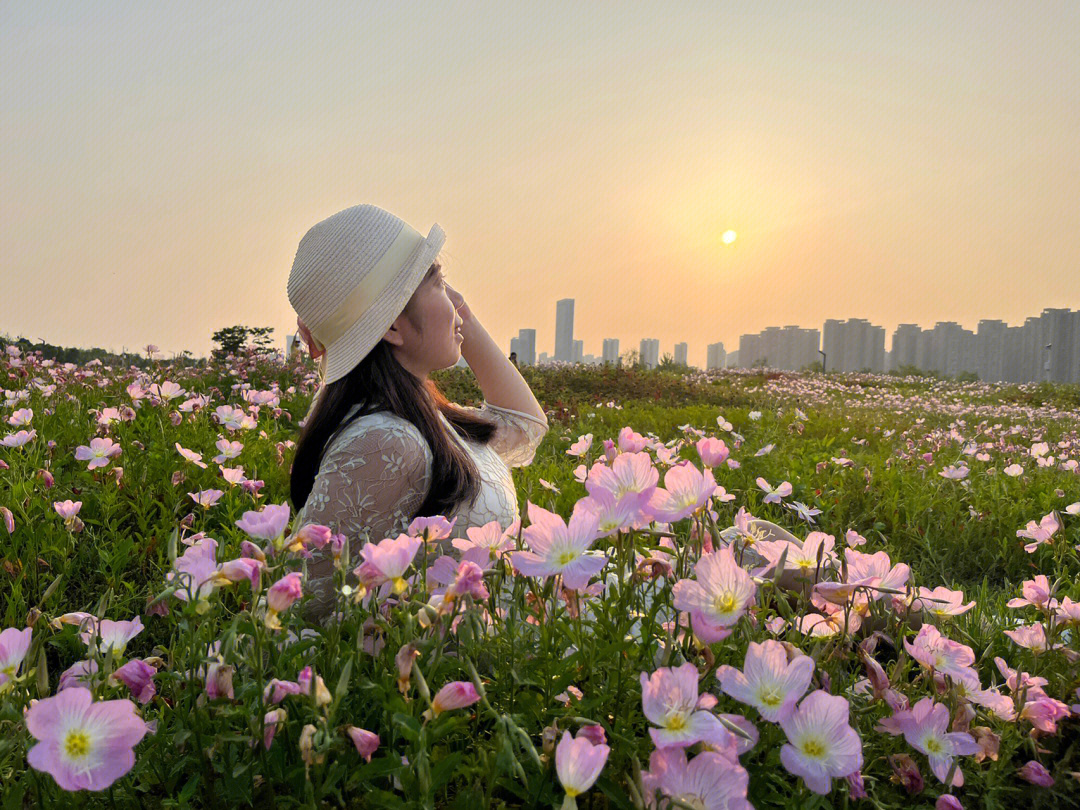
[383, 262, 463, 379]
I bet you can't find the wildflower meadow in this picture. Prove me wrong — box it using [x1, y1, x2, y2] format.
[1, 342, 1078, 809]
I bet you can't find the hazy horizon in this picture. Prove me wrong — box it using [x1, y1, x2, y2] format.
[3, 1, 1078, 368]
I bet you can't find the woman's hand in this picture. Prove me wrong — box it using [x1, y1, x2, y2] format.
[296, 316, 326, 360]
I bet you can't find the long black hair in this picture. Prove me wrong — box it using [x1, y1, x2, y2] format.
[289, 261, 497, 521]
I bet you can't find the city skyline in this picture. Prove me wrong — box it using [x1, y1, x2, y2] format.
[3, 4, 1079, 368]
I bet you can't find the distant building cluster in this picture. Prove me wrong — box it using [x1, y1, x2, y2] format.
[495, 299, 1080, 383]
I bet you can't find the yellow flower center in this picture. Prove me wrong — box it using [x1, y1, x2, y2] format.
[557, 550, 579, 566]
[924, 737, 943, 754]
[801, 737, 826, 758]
[665, 712, 688, 731]
[392, 577, 407, 594]
[64, 730, 90, 759]
[713, 593, 737, 615]
[757, 686, 783, 707]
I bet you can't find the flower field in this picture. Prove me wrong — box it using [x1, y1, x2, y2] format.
[1, 343, 1079, 809]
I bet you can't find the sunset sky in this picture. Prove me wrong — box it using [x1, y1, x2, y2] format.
[3, 2, 1078, 368]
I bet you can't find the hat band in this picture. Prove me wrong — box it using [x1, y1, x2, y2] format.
[308, 222, 427, 348]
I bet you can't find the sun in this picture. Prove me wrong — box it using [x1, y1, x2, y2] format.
[721, 230, 737, 245]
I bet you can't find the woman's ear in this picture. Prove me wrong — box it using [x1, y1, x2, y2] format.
[382, 317, 405, 347]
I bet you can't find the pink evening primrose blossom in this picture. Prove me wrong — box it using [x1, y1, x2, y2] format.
[1006, 576, 1053, 610]
[642, 747, 751, 810]
[53, 500, 83, 520]
[1017, 511, 1060, 553]
[408, 514, 458, 543]
[756, 477, 792, 504]
[914, 586, 975, 618]
[1004, 623, 1056, 653]
[903, 624, 976, 680]
[212, 438, 243, 464]
[617, 425, 650, 453]
[779, 690, 863, 795]
[451, 519, 515, 562]
[74, 437, 122, 470]
[264, 573, 303, 629]
[1, 429, 36, 448]
[567, 432, 593, 457]
[346, 727, 380, 762]
[672, 547, 756, 643]
[574, 485, 648, 539]
[0, 627, 33, 691]
[174, 442, 208, 469]
[428, 681, 480, 718]
[1017, 760, 1054, 787]
[80, 617, 143, 658]
[716, 640, 815, 723]
[938, 465, 969, 480]
[235, 503, 291, 548]
[555, 729, 610, 799]
[639, 662, 732, 750]
[25, 687, 149, 791]
[167, 537, 219, 604]
[110, 659, 157, 704]
[189, 489, 225, 508]
[896, 697, 979, 786]
[645, 462, 722, 524]
[355, 534, 422, 594]
[511, 501, 606, 591]
[583, 451, 659, 514]
[696, 436, 730, 468]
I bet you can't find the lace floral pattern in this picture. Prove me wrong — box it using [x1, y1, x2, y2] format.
[293, 400, 548, 621]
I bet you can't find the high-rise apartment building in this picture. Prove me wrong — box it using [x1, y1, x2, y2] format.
[602, 338, 620, 365]
[639, 338, 659, 369]
[674, 342, 688, 366]
[706, 342, 726, 370]
[554, 299, 574, 362]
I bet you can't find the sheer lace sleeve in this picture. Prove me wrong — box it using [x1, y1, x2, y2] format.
[474, 400, 549, 468]
[296, 416, 431, 623]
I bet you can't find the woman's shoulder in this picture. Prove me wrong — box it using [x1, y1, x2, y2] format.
[326, 405, 431, 460]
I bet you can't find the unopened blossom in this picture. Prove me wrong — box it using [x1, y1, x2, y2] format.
[265, 573, 303, 627]
[888, 753, 924, 794]
[289, 523, 333, 553]
[346, 727, 379, 762]
[1019, 696, 1070, 734]
[756, 477, 792, 504]
[1017, 760, 1054, 787]
[555, 730, 609, 799]
[429, 681, 480, 718]
[298, 666, 332, 707]
[25, 687, 148, 791]
[0, 627, 33, 692]
[640, 662, 730, 749]
[356, 534, 422, 594]
[212, 557, 263, 590]
[0, 507, 12, 535]
[779, 690, 863, 795]
[262, 709, 287, 750]
[717, 640, 815, 723]
[895, 698, 978, 786]
[74, 437, 122, 470]
[110, 659, 156, 704]
[936, 796, 964, 810]
[58, 659, 99, 692]
[511, 502, 606, 591]
[671, 547, 756, 642]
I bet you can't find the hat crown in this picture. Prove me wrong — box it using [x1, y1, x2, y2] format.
[287, 204, 417, 328]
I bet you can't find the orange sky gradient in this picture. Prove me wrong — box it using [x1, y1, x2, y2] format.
[3, 2, 1078, 369]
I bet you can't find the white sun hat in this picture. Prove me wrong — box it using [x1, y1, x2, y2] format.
[287, 204, 445, 386]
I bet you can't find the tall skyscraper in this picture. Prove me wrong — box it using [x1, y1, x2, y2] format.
[573, 339, 583, 363]
[674, 342, 688, 366]
[516, 328, 536, 366]
[602, 338, 620, 365]
[706, 341, 726, 370]
[554, 299, 574, 362]
[639, 338, 659, 369]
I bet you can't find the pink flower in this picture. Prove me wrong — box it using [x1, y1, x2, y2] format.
[696, 436, 730, 467]
[1016, 511, 1060, 553]
[58, 659, 98, 691]
[914, 586, 975, 617]
[189, 489, 225, 508]
[25, 687, 149, 791]
[212, 438, 243, 464]
[213, 557, 264, 590]
[1006, 576, 1053, 609]
[573, 486, 647, 539]
[174, 442, 208, 469]
[717, 640, 814, 723]
[0, 627, 33, 691]
[407, 514, 457, 542]
[80, 617, 143, 657]
[938, 464, 969, 480]
[511, 502, 607, 591]
[583, 451, 659, 517]
[430, 681, 480, 717]
[110, 659, 156, 704]
[1019, 696, 1070, 734]
[672, 547, 756, 642]
[355, 534, 422, 594]
[0, 506, 12, 535]
[1004, 623, 1054, 653]
[346, 727, 379, 762]
[779, 690, 863, 795]
[1017, 760, 1054, 787]
[555, 729, 609, 798]
[756, 477, 792, 504]
[642, 747, 751, 810]
[640, 662, 731, 749]
[451, 519, 515, 561]
[262, 709, 286, 749]
[266, 572, 303, 613]
[936, 796, 964, 810]
[74, 437, 122, 470]
[235, 503, 291, 547]
[617, 425, 650, 453]
[53, 500, 83, 520]
[167, 537, 219, 603]
[895, 697, 978, 786]
[1, 428, 36, 448]
[645, 463, 719, 524]
[567, 432, 593, 457]
[904, 624, 976, 679]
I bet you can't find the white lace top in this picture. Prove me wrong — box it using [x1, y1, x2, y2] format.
[293, 398, 549, 620]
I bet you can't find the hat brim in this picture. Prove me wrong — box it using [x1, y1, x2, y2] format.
[320, 223, 446, 384]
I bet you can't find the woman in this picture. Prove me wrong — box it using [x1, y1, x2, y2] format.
[287, 204, 549, 622]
